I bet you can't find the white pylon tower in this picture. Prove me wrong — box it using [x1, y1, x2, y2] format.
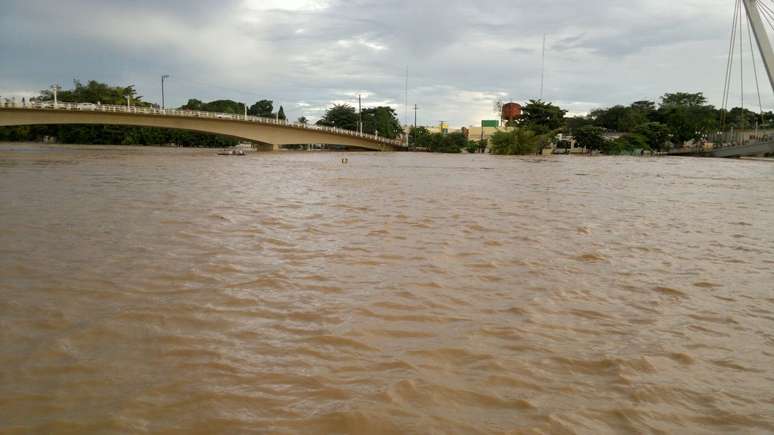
[743, 0, 774, 92]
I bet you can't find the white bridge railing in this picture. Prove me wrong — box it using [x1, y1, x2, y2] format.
[0, 100, 405, 147]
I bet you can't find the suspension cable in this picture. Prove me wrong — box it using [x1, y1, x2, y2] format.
[746, 4, 765, 114]
[722, 0, 741, 129]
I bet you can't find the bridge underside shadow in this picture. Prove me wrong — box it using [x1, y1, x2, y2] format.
[0, 109, 398, 151]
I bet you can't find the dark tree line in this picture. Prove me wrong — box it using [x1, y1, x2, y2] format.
[315, 104, 403, 139]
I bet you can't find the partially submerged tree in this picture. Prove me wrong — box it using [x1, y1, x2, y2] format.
[573, 126, 606, 151]
[489, 128, 541, 155]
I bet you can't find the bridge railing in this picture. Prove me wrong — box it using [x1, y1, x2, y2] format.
[670, 131, 774, 154]
[0, 99, 405, 147]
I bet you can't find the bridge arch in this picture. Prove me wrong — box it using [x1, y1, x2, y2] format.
[0, 105, 402, 151]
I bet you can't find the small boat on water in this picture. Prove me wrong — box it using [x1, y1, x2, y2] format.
[217, 149, 246, 156]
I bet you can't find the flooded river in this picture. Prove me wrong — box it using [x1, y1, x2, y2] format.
[1, 144, 773, 434]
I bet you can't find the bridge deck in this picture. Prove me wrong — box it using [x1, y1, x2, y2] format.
[0, 102, 406, 150]
[668, 141, 774, 158]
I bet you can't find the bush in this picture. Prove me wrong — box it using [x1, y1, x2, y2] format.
[428, 132, 466, 153]
[489, 129, 540, 155]
[574, 126, 606, 151]
[604, 133, 650, 155]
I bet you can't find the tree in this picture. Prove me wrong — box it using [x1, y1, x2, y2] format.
[518, 100, 567, 134]
[317, 104, 358, 131]
[428, 131, 467, 153]
[181, 99, 204, 111]
[634, 122, 671, 151]
[656, 92, 718, 144]
[277, 106, 286, 120]
[297, 116, 308, 125]
[605, 133, 649, 155]
[248, 100, 273, 117]
[724, 107, 757, 130]
[631, 100, 657, 114]
[181, 99, 243, 114]
[661, 92, 707, 107]
[489, 128, 541, 155]
[408, 126, 432, 148]
[590, 105, 628, 131]
[590, 102, 652, 132]
[361, 106, 402, 139]
[574, 126, 606, 151]
[477, 138, 488, 153]
[565, 116, 593, 133]
[38, 80, 147, 106]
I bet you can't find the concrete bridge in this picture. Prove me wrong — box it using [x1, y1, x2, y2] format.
[668, 141, 774, 158]
[0, 102, 406, 151]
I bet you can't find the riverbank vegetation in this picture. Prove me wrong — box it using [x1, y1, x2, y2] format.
[2, 81, 769, 155]
[568, 92, 773, 154]
[411, 92, 772, 155]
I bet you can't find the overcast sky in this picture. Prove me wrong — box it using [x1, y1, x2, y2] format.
[0, 0, 769, 126]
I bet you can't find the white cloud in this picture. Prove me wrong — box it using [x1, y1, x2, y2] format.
[244, 0, 329, 12]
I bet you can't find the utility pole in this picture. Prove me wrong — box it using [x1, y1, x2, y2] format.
[358, 94, 362, 134]
[408, 104, 418, 149]
[743, 0, 774, 94]
[404, 66, 409, 126]
[161, 74, 170, 109]
[540, 34, 546, 100]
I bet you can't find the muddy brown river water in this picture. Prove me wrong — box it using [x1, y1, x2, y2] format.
[1, 144, 773, 434]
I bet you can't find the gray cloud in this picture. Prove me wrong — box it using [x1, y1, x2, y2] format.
[0, 0, 762, 126]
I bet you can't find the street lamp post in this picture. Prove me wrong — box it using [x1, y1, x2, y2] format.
[358, 94, 362, 134]
[51, 84, 59, 109]
[161, 75, 170, 109]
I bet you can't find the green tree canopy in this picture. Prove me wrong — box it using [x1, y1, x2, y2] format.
[38, 80, 147, 106]
[654, 92, 718, 143]
[590, 105, 649, 132]
[574, 126, 606, 151]
[604, 133, 649, 155]
[317, 104, 358, 131]
[660, 92, 707, 107]
[518, 100, 567, 134]
[361, 106, 402, 139]
[723, 107, 758, 130]
[277, 106, 286, 120]
[428, 131, 467, 153]
[248, 100, 274, 117]
[634, 122, 671, 151]
[181, 99, 244, 114]
[409, 126, 432, 148]
[565, 116, 593, 133]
